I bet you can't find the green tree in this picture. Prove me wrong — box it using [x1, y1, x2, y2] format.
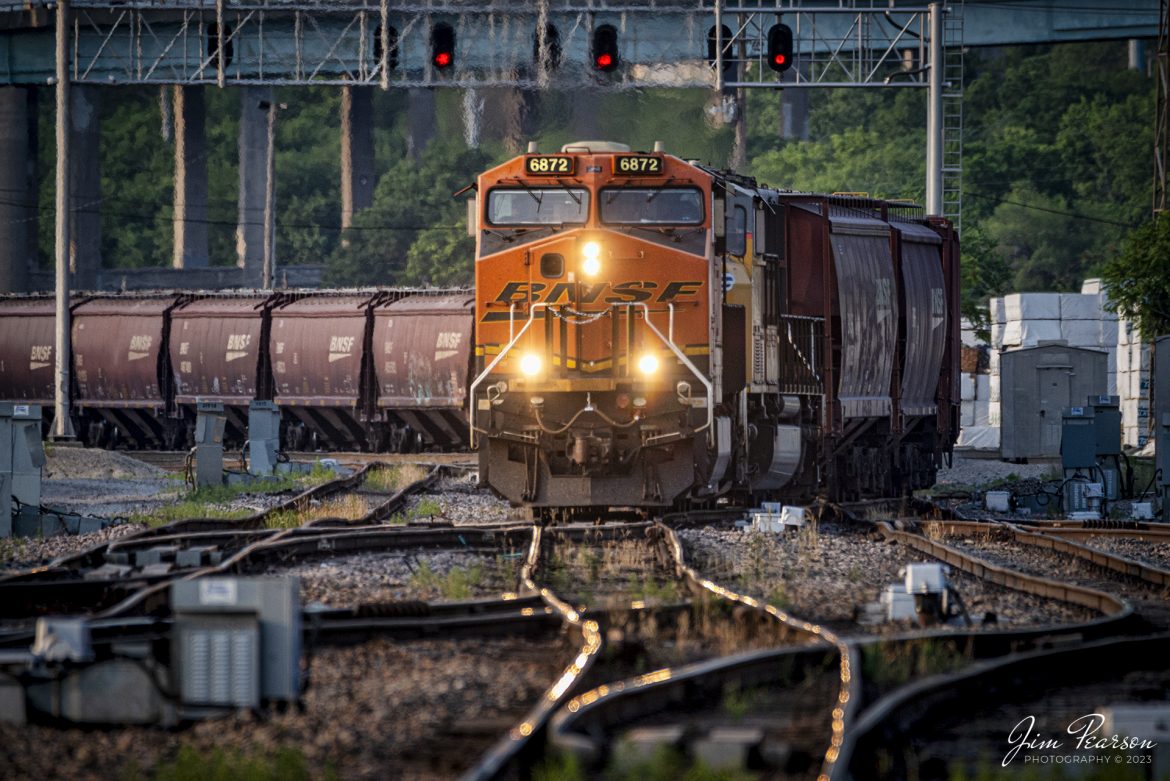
[1100, 212, 1170, 340]
[325, 142, 488, 287]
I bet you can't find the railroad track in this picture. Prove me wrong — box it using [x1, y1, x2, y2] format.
[839, 634, 1170, 780]
[7, 487, 1170, 780]
[128, 449, 476, 472]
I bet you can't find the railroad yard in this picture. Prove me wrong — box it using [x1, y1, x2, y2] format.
[0, 449, 1164, 781]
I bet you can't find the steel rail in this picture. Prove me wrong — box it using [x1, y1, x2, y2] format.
[463, 524, 604, 781]
[918, 518, 1170, 591]
[835, 634, 1170, 780]
[873, 521, 1131, 619]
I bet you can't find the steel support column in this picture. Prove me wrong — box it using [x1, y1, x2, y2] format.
[340, 85, 375, 229]
[406, 88, 435, 160]
[926, 2, 944, 217]
[0, 88, 31, 293]
[172, 86, 209, 269]
[53, 0, 74, 439]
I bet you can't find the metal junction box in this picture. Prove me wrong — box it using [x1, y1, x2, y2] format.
[247, 401, 280, 476]
[1061, 407, 1097, 470]
[194, 401, 225, 488]
[1159, 412, 1170, 523]
[1087, 395, 1122, 457]
[170, 578, 301, 712]
[1000, 343, 1108, 461]
[0, 403, 44, 536]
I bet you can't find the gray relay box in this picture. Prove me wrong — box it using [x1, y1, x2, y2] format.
[170, 577, 301, 710]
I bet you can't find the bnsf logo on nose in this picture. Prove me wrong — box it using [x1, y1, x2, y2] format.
[227, 334, 251, 350]
[329, 336, 355, 353]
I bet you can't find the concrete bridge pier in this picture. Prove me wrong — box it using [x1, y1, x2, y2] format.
[172, 86, 209, 269]
[0, 87, 35, 293]
[407, 88, 436, 160]
[340, 85, 375, 229]
[69, 85, 101, 290]
[237, 86, 273, 288]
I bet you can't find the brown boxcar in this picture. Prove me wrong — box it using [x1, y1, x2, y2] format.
[270, 292, 379, 450]
[169, 294, 277, 441]
[372, 293, 474, 450]
[72, 295, 185, 448]
[0, 296, 62, 409]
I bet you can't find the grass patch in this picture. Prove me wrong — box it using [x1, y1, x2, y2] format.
[408, 560, 484, 599]
[862, 638, 972, 691]
[0, 536, 30, 563]
[129, 501, 252, 528]
[145, 744, 333, 781]
[128, 465, 339, 528]
[265, 494, 369, 529]
[363, 463, 429, 493]
[606, 744, 758, 781]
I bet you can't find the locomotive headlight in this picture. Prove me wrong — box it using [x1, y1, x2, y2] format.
[519, 353, 542, 377]
[637, 353, 660, 375]
[581, 241, 602, 276]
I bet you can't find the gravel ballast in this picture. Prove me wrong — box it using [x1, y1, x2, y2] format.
[678, 521, 1096, 634]
[0, 636, 570, 781]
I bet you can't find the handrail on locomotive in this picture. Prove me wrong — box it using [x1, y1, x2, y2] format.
[467, 299, 714, 448]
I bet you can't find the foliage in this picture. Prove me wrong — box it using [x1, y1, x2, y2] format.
[408, 560, 484, 599]
[149, 745, 330, 781]
[1100, 212, 1170, 340]
[324, 142, 488, 287]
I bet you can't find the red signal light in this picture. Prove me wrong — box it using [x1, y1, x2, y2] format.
[434, 51, 452, 68]
[595, 52, 613, 69]
[773, 53, 787, 67]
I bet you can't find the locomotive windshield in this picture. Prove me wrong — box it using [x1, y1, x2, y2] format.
[600, 187, 704, 225]
[487, 188, 589, 226]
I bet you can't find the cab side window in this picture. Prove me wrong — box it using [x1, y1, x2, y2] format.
[727, 204, 747, 256]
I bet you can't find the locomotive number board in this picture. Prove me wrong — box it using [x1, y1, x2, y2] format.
[614, 155, 663, 175]
[524, 155, 575, 175]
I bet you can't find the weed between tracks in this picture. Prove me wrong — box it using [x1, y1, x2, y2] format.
[533, 745, 756, 781]
[265, 494, 369, 529]
[861, 638, 973, 693]
[136, 744, 336, 781]
[128, 465, 339, 527]
[404, 553, 528, 599]
[363, 463, 429, 493]
[542, 539, 679, 608]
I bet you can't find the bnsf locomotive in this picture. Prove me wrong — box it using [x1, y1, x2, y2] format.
[469, 141, 959, 512]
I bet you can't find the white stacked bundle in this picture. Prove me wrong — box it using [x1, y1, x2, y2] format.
[1117, 318, 1151, 447]
[1000, 293, 1062, 348]
[1059, 292, 1118, 395]
[989, 297, 1005, 350]
[960, 317, 981, 348]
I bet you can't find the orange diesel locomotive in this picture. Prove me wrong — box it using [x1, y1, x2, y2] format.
[469, 141, 960, 514]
